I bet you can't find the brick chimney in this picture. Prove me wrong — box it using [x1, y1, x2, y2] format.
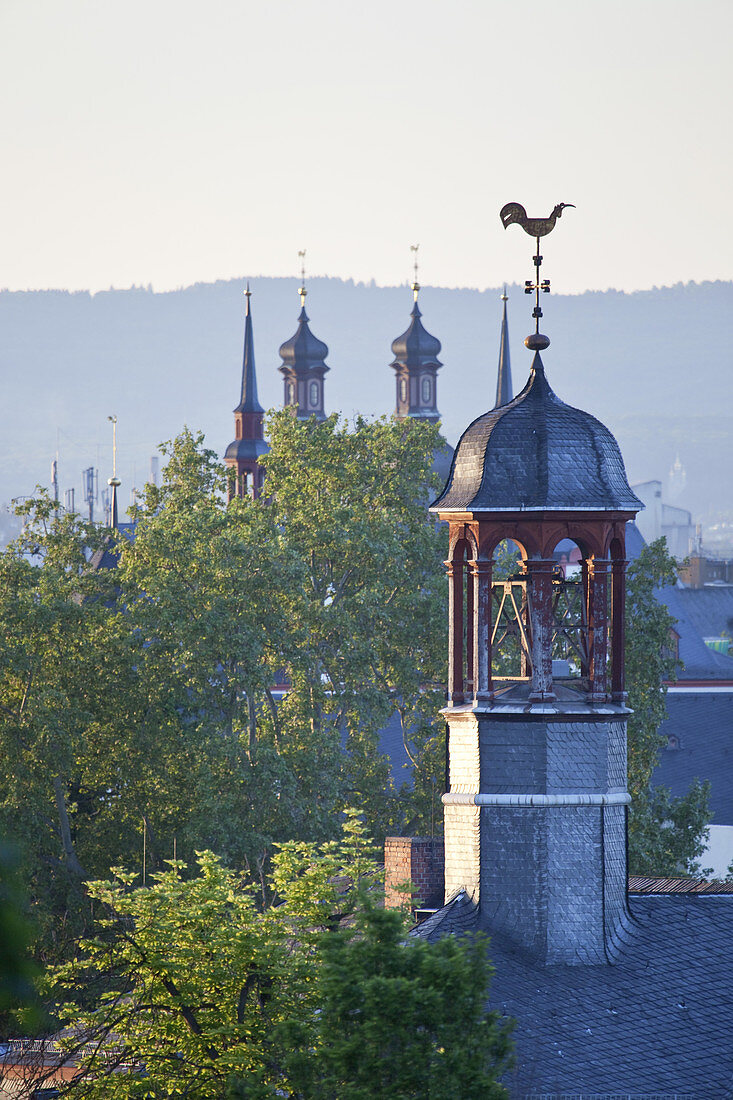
[384, 837, 445, 911]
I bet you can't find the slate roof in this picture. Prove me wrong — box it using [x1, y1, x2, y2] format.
[659, 585, 733, 681]
[668, 585, 733, 643]
[432, 353, 642, 514]
[390, 300, 442, 369]
[654, 692, 733, 823]
[278, 307, 329, 374]
[375, 710, 412, 788]
[417, 892, 733, 1098]
[223, 436, 269, 462]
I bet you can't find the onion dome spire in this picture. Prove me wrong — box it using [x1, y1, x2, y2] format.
[225, 284, 268, 500]
[390, 246, 443, 424]
[278, 251, 330, 419]
[494, 286, 513, 408]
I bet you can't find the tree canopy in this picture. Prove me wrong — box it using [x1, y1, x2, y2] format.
[0, 417, 447, 967]
[50, 813, 512, 1099]
[625, 538, 711, 874]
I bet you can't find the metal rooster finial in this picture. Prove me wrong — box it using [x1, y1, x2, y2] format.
[500, 202, 575, 238]
[499, 202, 575, 353]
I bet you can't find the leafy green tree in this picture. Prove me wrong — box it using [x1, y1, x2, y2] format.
[261, 412, 447, 840]
[302, 900, 512, 1100]
[51, 814, 511, 1099]
[0, 494, 132, 961]
[626, 539, 711, 874]
[0, 841, 41, 1034]
[0, 417, 448, 965]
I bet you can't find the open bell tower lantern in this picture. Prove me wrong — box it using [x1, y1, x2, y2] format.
[430, 203, 643, 964]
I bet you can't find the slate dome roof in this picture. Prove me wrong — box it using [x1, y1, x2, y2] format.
[279, 307, 329, 372]
[224, 437, 269, 462]
[432, 353, 642, 513]
[390, 301, 442, 368]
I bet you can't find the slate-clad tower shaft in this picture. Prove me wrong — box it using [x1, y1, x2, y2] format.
[430, 351, 642, 964]
[225, 285, 269, 500]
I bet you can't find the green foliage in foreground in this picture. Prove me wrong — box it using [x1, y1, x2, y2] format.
[51, 814, 512, 1099]
[626, 539, 711, 875]
[0, 417, 447, 967]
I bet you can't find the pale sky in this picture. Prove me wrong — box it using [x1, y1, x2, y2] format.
[1, 0, 731, 294]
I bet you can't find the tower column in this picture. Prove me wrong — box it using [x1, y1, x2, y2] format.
[526, 558, 556, 701]
[611, 557, 627, 701]
[470, 557, 494, 704]
[587, 558, 610, 700]
[446, 556, 465, 705]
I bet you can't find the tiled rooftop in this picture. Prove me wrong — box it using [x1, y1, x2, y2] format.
[417, 892, 733, 1098]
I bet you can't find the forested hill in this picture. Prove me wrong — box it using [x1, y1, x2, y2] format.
[1, 276, 731, 520]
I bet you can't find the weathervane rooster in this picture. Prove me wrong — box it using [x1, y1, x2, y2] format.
[499, 201, 575, 352]
[500, 202, 575, 238]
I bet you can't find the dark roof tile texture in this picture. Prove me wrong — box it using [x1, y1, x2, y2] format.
[432, 354, 642, 514]
[419, 895, 733, 1098]
[278, 307, 329, 373]
[390, 300, 442, 368]
[659, 586, 733, 681]
[654, 692, 733, 821]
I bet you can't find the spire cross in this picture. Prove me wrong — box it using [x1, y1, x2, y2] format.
[524, 239, 551, 335]
[410, 243, 420, 301]
[298, 249, 307, 306]
[244, 281, 251, 312]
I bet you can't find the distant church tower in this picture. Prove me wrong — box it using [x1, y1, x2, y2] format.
[390, 251, 443, 424]
[224, 285, 269, 500]
[278, 259, 330, 420]
[430, 223, 642, 964]
[494, 287, 513, 407]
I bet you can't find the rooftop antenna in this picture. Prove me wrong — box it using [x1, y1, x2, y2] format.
[410, 243, 420, 302]
[298, 249, 307, 307]
[82, 466, 97, 523]
[107, 415, 121, 529]
[52, 427, 59, 509]
[499, 201, 575, 352]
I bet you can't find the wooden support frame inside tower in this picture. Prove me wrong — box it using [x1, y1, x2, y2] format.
[444, 513, 632, 707]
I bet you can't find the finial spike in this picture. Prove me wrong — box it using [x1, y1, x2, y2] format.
[410, 243, 420, 301]
[298, 249, 307, 306]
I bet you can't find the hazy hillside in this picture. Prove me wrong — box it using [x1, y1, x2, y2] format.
[1, 277, 731, 525]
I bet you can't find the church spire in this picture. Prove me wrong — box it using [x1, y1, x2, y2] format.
[494, 286, 513, 408]
[235, 284, 263, 415]
[278, 254, 330, 419]
[224, 284, 269, 500]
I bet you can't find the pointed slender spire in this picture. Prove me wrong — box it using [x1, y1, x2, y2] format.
[494, 286, 514, 408]
[224, 283, 269, 500]
[235, 283, 263, 414]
